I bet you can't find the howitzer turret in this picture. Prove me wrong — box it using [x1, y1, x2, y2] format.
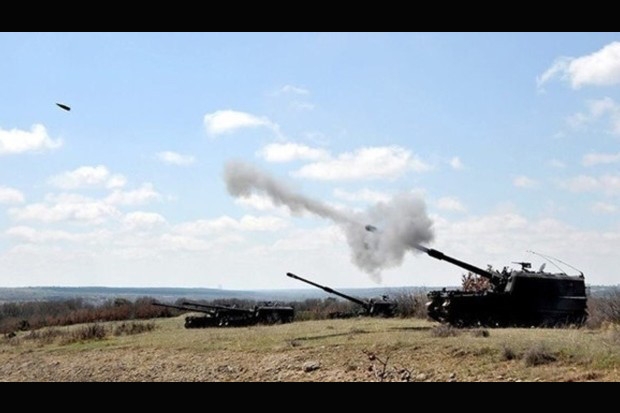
[286, 272, 396, 317]
[414, 245, 588, 327]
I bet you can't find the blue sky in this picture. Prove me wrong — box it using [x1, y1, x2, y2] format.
[1, 32, 620, 289]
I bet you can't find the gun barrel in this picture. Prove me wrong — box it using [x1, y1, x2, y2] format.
[414, 245, 496, 280]
[182, 301, 252, 314]
[152, 301, 215, 314]
[286, 272, 368, 308]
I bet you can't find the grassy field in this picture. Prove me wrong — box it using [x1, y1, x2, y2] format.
[1, 316, 619, 381]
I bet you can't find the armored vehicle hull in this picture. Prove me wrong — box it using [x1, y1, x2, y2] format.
[419, 247, 588, 328]
[426, 276, 587, 328]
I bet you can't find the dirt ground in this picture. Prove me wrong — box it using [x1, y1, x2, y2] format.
[1, 317, 618, 382]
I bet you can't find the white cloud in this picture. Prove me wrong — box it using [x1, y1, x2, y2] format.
[158, 234, 213, 252]
[562, 175, 599, 193]
[234, 194, 275, 211]
[537, 41, 620, 89]
[271, 86, 315, 111]
[290, 101, 315, 111]
[449, 156, 464, 170]
[233, 194, 291, 216]
[513, 175, 539, 189]
[271, 226, 345, 252]
[279, 85, 309, 95]
[582, 152, 620, 167]
[333, 188, 391, 204]
[568, 97, 620, 135]
[203, 110, 279, 137]
[123, 211, 167, 229]
[9, 194, 120, 224]
[5, 226, 112, 244]
[536, 57, 571, 90]
[105, 183, 162, 206]
[4, 205, 620, 287]
[294, 146, 431, 181]
[562, 174, 620, 196]
[237, 215, 289, 232]
[428, 211, 620, 286]
[49, 165, 127, 190]
[106, 175, 127, 189]
[0, 186, 25, 204]
[0, 124, 62, 155]
[436, 197, 466, 212]
[258, 142, 329, 163]
[548, 159, 566, 169]
[447, 214, 589, 264]
[9, 175, 161, 223]
[156, 151, 195, 166]
[174, 215, 288, 236]
[7, 226, 73, 243]
[592, 202, 617, 214]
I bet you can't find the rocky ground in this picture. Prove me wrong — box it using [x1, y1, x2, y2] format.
[1, 317, 618, 382]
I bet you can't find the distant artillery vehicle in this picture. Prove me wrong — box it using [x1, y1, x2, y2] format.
[415, 245, 588, 328]
[181, 301, 295, 326]
[151, 300, 294, 328]
[151, 301, 220, 328]
[286, 272, 397, 318]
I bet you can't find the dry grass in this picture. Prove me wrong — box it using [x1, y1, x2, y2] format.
[430, 324, 460, 337]
[523, 344, 557, 367]
[16, 321, 156, 347]
[471, 329, 490, 338]
[0, 317, 618, 381]
[501, 345, 518, 361]
[113, 322, 156, 336]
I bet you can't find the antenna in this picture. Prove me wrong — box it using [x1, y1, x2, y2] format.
[526, 250, 584, 276]
[526, 251, 565, 274]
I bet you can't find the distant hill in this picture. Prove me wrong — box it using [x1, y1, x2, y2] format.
[0, 285, 436, 305]
[0, 284, 616, 305]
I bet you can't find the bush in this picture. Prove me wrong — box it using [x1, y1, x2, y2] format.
[63, 324, 107, 344]
[430, 324, 460, 337]
[113, 322, 156, 336]
[501, 345, 517, 361]
[586, 290, 620, 329]
[523, 344, 556, 367]
[392, 292, 428, 319]
[0, 296, 167, 333]
[25, 328, 63, 344]
[471, 329, 490, 338]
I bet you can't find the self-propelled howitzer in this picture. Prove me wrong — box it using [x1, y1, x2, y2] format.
[415, 245, 588, 327]
[182, 301, 295, 326]
[286, 272, 396, 317]
[151, 301, 220, 328]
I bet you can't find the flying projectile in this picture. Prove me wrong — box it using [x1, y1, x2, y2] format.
[56, 103, 71, 111]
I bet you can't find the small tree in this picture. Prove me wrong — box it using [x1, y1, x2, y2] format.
[461, 272, 491, 292]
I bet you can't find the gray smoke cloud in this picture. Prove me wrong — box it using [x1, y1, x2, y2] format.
[224, 161, 434, 282]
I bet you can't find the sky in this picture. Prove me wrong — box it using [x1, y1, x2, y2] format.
[1, 32, 620, 290]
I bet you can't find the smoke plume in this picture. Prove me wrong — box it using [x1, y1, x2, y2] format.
[224, 161, 434, 282]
